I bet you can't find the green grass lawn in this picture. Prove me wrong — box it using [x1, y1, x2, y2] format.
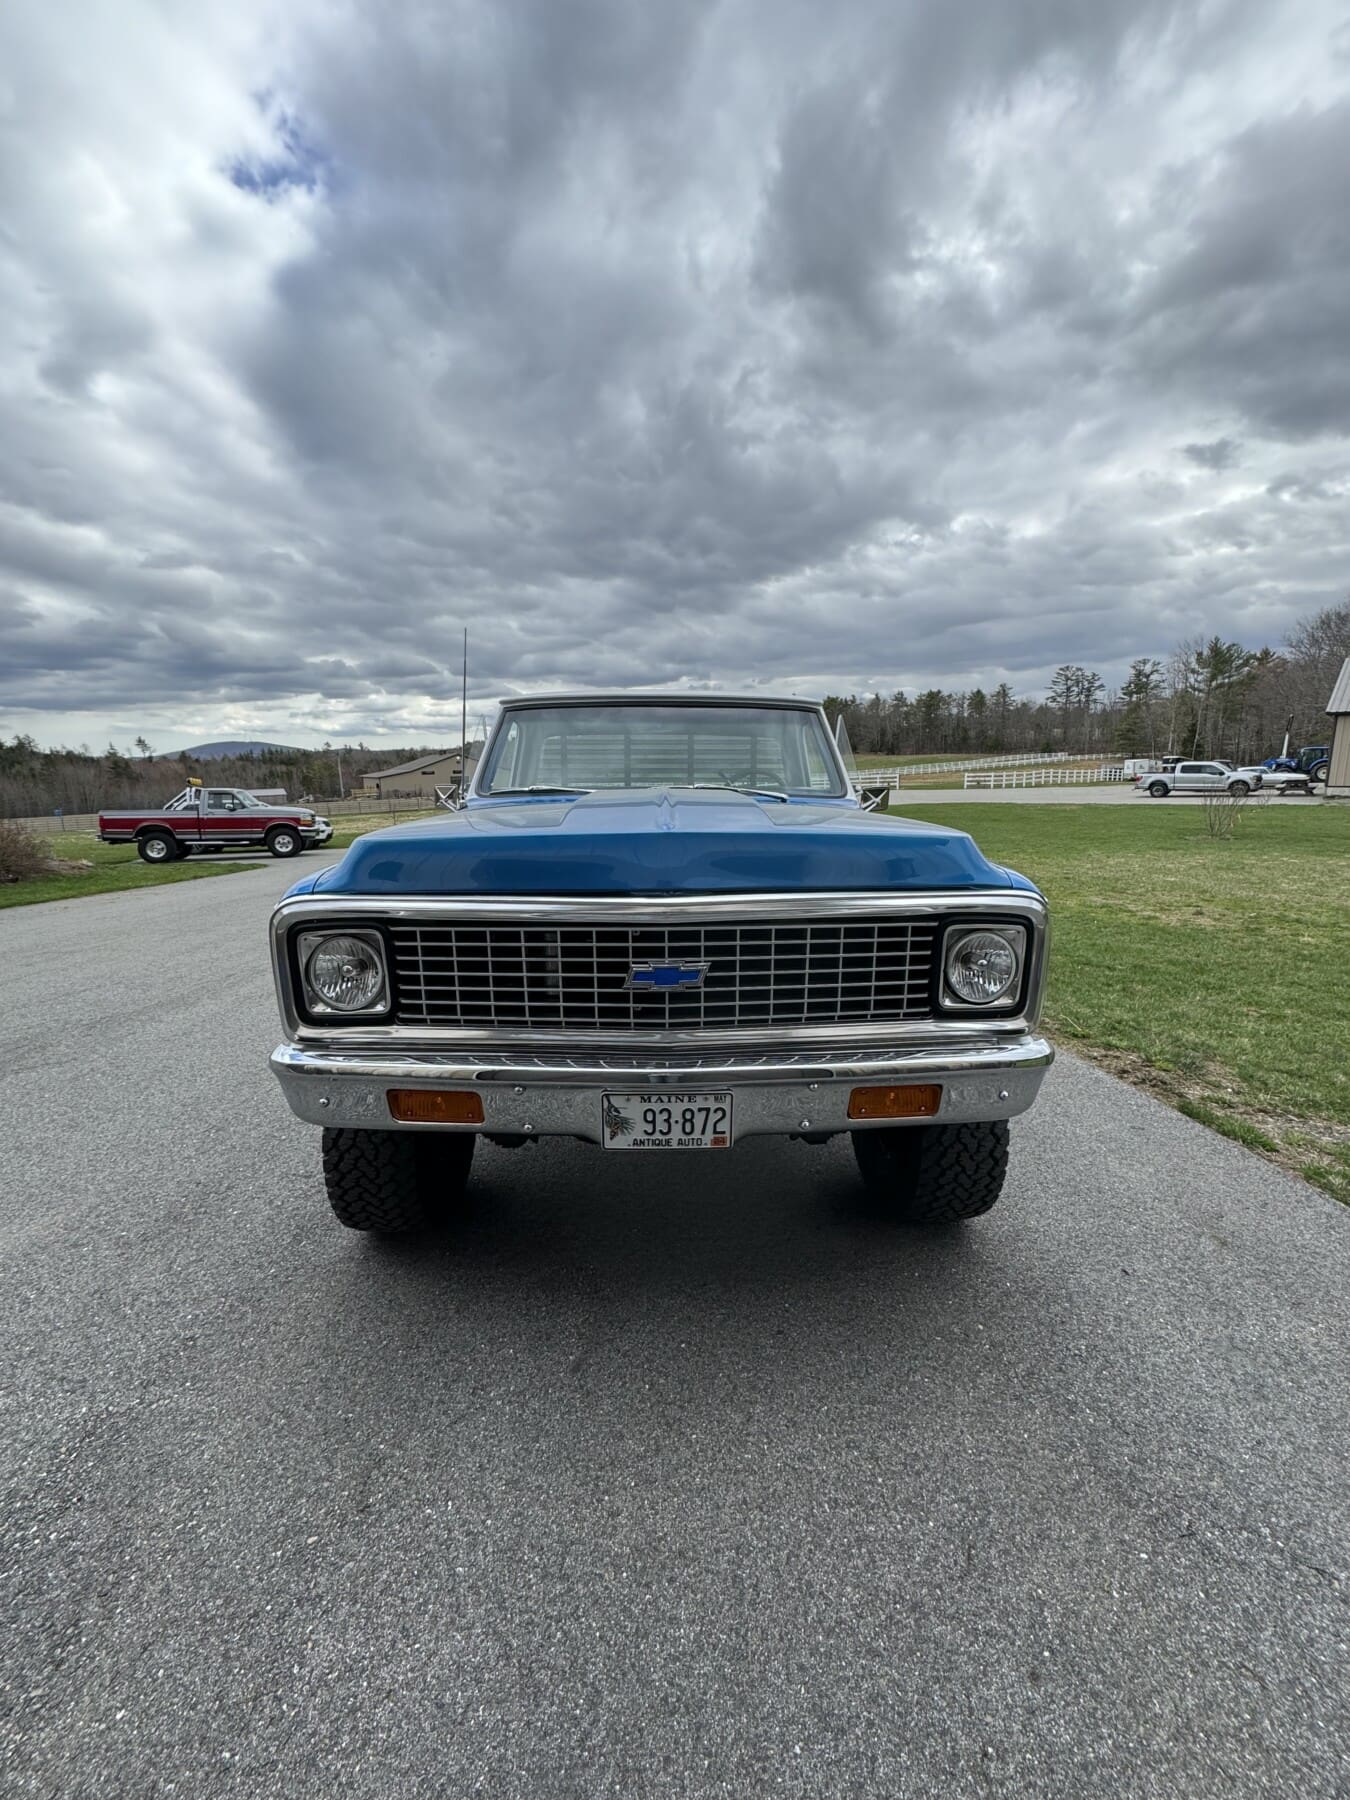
[854, 751, 990, 769]
[0, 834, 265, 909]
[1, 814, 437, 908]
[329, 810, 436, 848]
[902, 802, 1350, 1204]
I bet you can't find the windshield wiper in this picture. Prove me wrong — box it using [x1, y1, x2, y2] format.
[683, 783, 790, 802]
[489, 785, 591, 797]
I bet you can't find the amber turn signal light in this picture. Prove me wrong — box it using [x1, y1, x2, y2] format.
[387, 1089, 484, 1125]
[847, 1084, 942, 1121]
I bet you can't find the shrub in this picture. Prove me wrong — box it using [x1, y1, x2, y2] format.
[0, 819, 48, 882]
[1201, 790, 1246, 839]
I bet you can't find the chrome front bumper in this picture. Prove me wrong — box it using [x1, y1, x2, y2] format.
[270, 1034, 1053, 1140]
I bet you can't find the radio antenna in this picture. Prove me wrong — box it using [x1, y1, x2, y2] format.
[460, 628, 469, 799]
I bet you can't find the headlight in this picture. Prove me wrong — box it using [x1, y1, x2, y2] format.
[943, 925, 1026, 1008]
[297, 930, 388, 1015]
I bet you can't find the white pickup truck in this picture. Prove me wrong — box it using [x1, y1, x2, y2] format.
[1134, 760, 1311, 798]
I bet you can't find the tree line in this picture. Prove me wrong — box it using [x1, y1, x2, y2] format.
[824, 601, 1349, 763]
[2, 599, 1346, 816]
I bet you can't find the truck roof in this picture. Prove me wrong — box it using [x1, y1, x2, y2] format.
[497, 692, 824, 711]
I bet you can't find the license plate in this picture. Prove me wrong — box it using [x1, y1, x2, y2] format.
[601, 1091, 734, 1151]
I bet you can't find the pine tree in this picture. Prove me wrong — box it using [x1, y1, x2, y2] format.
[1114, 658, 1163, 754]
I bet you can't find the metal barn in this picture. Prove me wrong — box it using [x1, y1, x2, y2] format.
[1327, 658, 1350, 799]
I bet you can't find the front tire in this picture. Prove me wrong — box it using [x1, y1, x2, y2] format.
[852, 1120, 1010, 1224]
[266, 825, 303, 858]
[321, 1128, 475, 1234]
[1228, 779, 1251, 797]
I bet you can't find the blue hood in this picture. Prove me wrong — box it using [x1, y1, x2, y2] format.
[297, 790, 1023, 898]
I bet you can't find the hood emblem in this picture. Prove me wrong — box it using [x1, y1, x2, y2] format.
[626, 960, 709, 993]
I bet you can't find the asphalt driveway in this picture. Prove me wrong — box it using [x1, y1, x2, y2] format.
[2, 861, 1346, 1798]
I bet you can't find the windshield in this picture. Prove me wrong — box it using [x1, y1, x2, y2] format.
[479, 704, 847, 797]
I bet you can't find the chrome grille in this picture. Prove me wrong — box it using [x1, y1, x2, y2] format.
[388, 918, 938, 1031]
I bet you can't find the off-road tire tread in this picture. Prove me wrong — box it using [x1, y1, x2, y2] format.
[852, 1120, 1010, 1224]
[321, 1128, 473, 1234]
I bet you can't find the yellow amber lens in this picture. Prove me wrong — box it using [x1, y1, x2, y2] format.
[847, 1084, 942, 1121]
[386, 1089, 484, 1124]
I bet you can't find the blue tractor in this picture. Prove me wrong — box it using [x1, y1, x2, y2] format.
[1262, 744, 1331, 784]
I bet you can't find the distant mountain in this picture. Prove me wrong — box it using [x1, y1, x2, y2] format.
[172, 739, 303, 760]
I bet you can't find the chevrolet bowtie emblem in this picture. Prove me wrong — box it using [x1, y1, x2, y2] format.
[626, 961, 709, 992]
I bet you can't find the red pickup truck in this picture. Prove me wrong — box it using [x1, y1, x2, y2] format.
[99, 786, 334, 863]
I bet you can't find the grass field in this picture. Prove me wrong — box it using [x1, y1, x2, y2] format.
[854, 752, 990, 769]
[0, 811, 445, 907]
[0, 835, 262, 909]
[0, 812, 441, 909]
[903, 802, 1350, 1204]
[329, 810, 436, 847]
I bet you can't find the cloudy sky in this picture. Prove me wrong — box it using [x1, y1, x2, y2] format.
[2, 0, 1348, 750]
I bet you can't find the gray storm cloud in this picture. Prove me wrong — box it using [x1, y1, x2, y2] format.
[0, 0, 1347, 745]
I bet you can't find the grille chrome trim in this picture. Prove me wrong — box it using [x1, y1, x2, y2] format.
[272, 889, 1049, 1047]
[387, 917, 939, 1032]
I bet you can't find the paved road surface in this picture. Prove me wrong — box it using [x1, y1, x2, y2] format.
[3, 862, 1347, 1799]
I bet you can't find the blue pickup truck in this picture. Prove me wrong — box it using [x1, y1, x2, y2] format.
[268, 694, 1052, 1235]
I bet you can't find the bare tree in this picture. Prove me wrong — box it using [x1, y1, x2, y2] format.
[1286, 599, 1350, 673]
[1284, 600, 1350, 737]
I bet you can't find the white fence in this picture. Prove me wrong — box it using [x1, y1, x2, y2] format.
[856, 751, 1076, 785]
[962, 766, 1127, 789]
